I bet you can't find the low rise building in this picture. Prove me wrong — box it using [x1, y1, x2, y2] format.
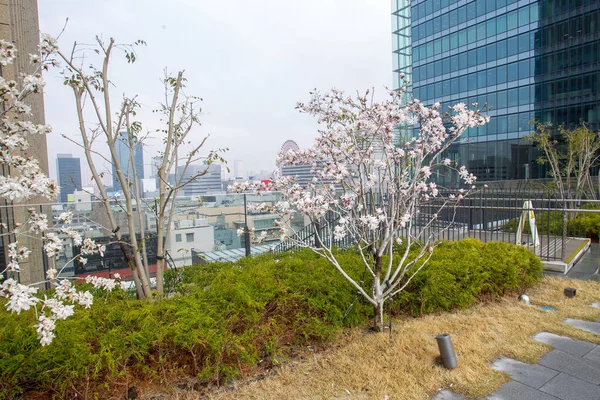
[168, 217, 214, 267]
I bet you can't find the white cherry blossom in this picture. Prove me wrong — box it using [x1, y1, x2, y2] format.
[232, 85, 487, 330]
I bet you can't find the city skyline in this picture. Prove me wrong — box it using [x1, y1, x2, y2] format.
[38, 0, 393, 184]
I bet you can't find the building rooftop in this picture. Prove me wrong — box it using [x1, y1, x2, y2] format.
[197, 244, 277, 263]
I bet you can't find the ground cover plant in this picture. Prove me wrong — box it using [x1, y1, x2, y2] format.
[224, 276, 600, 400]
[0, 239, 541, 399]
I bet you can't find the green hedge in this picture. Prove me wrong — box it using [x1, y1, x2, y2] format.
[0, 240, 542, 398]
[0, 250, 370, 398]
[392, 239, 543, 316]
[503, 205, 600, 240]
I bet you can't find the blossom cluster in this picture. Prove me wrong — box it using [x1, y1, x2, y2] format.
[0, 36, 122, 346]
[231, 85, 488, 312]
[232, 87, 487, 236]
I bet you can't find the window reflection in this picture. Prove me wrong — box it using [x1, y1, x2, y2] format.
[397, 0, 599, 182]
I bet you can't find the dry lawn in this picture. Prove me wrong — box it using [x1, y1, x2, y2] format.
[198, 277, 600, 400]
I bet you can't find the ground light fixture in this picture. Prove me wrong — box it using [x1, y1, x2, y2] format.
[519, 294, 530, 305]
[519, 294, 557, 312]
[564, 288, 577, 298]
[436, 333, 457, 369]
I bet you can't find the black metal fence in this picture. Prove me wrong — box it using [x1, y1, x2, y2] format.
[275, 185, 600, 262]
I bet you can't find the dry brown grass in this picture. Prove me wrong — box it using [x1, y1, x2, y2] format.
[193, 277, 600, 400]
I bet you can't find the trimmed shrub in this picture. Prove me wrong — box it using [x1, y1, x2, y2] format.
[0, 240, 542, 398]
[503, 206, 600, 240]
[0, 250, 370, 398]
[393, 239, 543, 316]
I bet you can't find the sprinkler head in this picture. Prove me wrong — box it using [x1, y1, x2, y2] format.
[519, 294, 530, 305]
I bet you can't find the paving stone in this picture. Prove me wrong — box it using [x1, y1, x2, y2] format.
[583, 346, 600, 364]
[533, 332, 597, 357]
[491, 357, 558, 389]
[539, 373, 600, 400]
[543, 271, 564, 278]
[538, 349, 600, 385]
[569, 262, 599, 274]
[487, 381, 560, 400]
[566, 271, 597, 280]
[564, 318, 600, 335]
[430, 389, 469, 400]
[591, 302, 600, 309]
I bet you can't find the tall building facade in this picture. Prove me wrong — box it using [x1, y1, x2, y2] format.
[178, 163, 223, 196]
[279, 140, 324, 187]
[234, 159, 245, 180]
[56, 154, 82, 203]
[150, 155, 162, 179]
[392, 0, 600, 184]
[0, 0, 52, 285]
[112, 131, 144, 192]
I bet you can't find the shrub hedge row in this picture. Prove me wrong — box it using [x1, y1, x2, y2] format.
[0, 239, 542, 398]
[503, 204, 600, 240]
[393, 239, 542, 316]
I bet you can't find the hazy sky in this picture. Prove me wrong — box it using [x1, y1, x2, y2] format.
[39, 0, 392, 183]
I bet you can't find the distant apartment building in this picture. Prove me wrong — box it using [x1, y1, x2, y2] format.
[0, 0, 51, 285]
[168, 217, 214, 267]
[56, 154, 82, 203]
[233, 159, 245, 180]
[279, 140, 319, 187]
[281, 164, 316, 187]
[178, 163, 223, 196]
[212, 214, 242, 250]
[392, 0, 600, 184]
[150, 156, 162, 179]
[112, 131, 144, 193]
[247, 169, 272, 181]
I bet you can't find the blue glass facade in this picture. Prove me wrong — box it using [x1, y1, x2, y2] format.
[56, 154, 82, 203]
[392, 0, 600, 184]
[112, 131, 145, 192]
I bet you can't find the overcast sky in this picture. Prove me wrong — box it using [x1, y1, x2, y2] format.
[39, 0, 392, 183]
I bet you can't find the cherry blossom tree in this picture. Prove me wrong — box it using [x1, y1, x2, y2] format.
[233, 80, 488, 330]
[54, 37, 226, 298]
[0, 37, 120, 345]
[153, 72, 227, 294]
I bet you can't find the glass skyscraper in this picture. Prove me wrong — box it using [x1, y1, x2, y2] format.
[56, 154, 82, 203]
[112, 131, 145, 193]
[392, 0, 600, 184]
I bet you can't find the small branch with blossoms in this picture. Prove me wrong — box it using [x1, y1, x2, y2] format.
[0, 207, 125, 346]
[232, 82, 488, 331]
[0, 38, 124, 346]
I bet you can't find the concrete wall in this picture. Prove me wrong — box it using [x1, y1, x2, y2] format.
[168, 224, 215, 267]
[0, 0, 51, 285]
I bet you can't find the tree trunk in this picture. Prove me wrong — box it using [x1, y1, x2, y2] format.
[373, 301, 385, 332]
[373, 254, 384, 331]
[155, 215, 165, 295]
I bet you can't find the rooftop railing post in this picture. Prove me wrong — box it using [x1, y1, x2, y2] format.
[314, 219, 321, 248]
[468, 197, 472, 237]
[244, 194, 251, 257]
[547, 190, 551, 261]
[40, 204, 50, 290]
[561, 207, 566, 261]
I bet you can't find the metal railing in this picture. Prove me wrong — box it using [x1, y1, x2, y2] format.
[0, 192, 288, 281]
[274, 187, 600, 262]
